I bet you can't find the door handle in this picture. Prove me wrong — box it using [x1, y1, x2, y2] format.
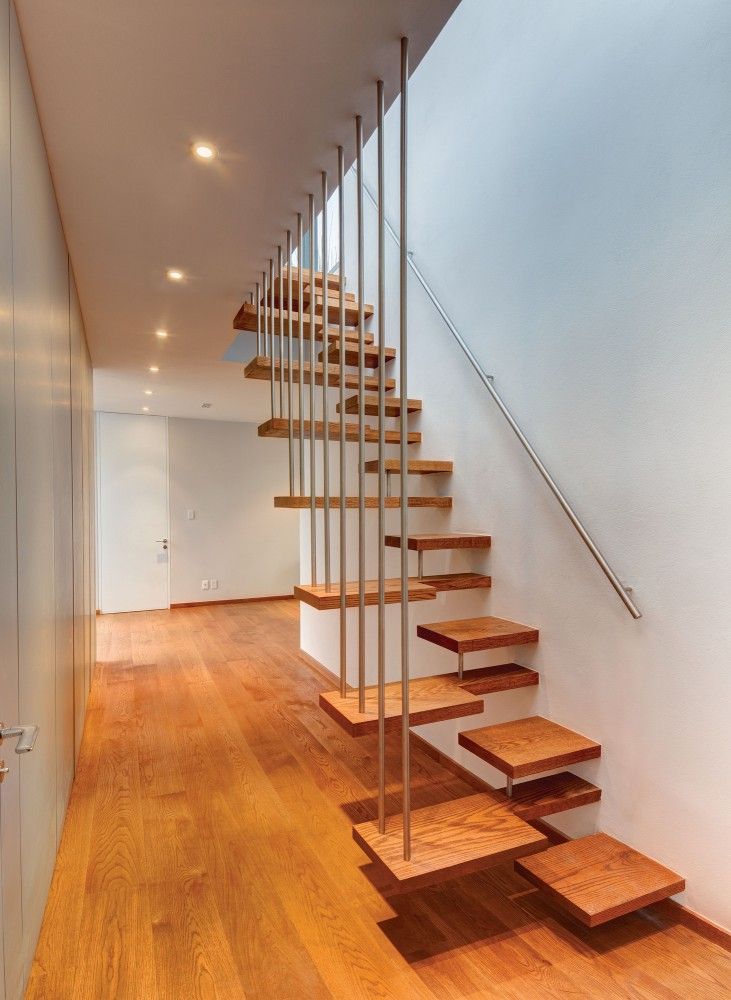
[0, 723, 39, 754]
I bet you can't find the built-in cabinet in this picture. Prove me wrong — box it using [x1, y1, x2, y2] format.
[0, 3, 95, 997]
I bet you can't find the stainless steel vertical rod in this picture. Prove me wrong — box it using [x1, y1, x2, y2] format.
[338, 146, 347, 698]
[278, 244, 284, 419]
[399, 35, 411, 861]
[321, 171, 332, 590]
[356, 115, 366, 714]
[297, 213, 305, 495]
[376, 78, 386, 836]
[308, 194, 317, 585]
[263, 271, 269, 357]
[287, 230, 294, 495]
[268, 259, 275, 420]
[255, 284, 262, 356]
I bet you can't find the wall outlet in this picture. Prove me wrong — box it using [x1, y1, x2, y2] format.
[210, 579, 218, 590]
[201, 579, 209, 590]
[186, 509, 195, 520]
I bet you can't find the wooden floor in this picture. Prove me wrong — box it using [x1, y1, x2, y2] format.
[27, 601, 730, 999]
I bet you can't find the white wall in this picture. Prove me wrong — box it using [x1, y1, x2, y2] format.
[97, 414, 299, 607]
[301, 0, 731, 930]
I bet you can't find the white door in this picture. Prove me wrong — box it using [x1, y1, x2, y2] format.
[97, 412, 170, 613]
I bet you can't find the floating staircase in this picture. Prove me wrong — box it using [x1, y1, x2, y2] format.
[238, 137, 684, 921]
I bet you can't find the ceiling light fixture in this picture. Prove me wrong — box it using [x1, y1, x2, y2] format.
[149, 366, 159, 373]
[193, 142, 216, 161]
[142, 406, 150, 413]
[144, 390, 153, 396]
[166, 268, 184, 282]
[155, 329, 168, 338]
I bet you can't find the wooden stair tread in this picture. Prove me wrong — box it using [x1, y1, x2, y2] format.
[417, 615, 538, 653]
[340, 395, 422, 416]
[234, 301, 372, 343]
[368, 460, 452, 475]
[386, 532, 490, 550]
[458, 715, 601, 778]
[319, 666, 537, 738]
[459, 663, 539, 696]
[323, 343, 396, 368]
[258, 418, 420, 444]
[319, 672, 485, 737]
[244, 356, 395, 393]
[273, 495, 453, 509]
[515, 833, 685, 927]
[420, 572, 492, 593]
[353, 793, 549, 891]
[501, 771, 601, 821]
[294, 577, 437, 610]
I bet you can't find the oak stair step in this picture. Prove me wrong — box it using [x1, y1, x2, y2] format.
[353, 793, 549, 892]
[458, 715, 601, 779]
[294, 577, 437, 610]
[417, 615, 538, 653]
[386, 532, 490, 551]
[273, 495, 453, 509]
[458, 663, 539, 696]
[515, 833, 685, 927]
[419, 572, 492, 593]
[370, 460, 453, 476]
[499, 771, 601, 821]
[320, 672, 485, 737]
[322, 343, 396, 368]
[257, 418, 420, 444]
[339, 394, 422, 417]
[234, 301, 373, 343]
[233, 302, 374, 344]
[320, 664, 538, 738]
[244, 356, 395, 393]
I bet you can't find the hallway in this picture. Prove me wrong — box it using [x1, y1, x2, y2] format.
[26, 601, 730, 999]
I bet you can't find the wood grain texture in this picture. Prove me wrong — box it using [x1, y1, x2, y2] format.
[258, 417, 421, 444]
[420, 572, 492, 593]
[386, 531, 490, 550]
[319, 672, 486, 737]
[458, 716, 601, 778]
[234, 300, 371, 344]
[27, 603, 726, 1000]
[274, 495, 452, 509]
[515, 834, 685, 927]
[417, 615, 538, 653]
[368, 460, 453, 475]
[324, 343, 396, 368]
[341, 394, 422, 416]
[353, 793, 549, 891]
[499, 771, 601, 821]
[294, 577, 437, 610]
[244, 355, 396, 392]
[459, 663, 539, 696]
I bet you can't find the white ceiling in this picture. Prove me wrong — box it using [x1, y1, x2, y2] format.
[15, 0, 458, 422]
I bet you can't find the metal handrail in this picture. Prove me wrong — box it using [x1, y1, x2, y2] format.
[359, 173, 641, 620]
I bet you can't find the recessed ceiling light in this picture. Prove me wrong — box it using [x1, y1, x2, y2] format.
[144, 390, 153, 396]
[149, 366, 159, 373]
[155, 329, 168, 338]
[193, 142, 216, 161]
[142, 406, 150, 412]
[166, 268, 184, 282]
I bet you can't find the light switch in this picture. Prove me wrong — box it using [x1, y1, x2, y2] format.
[186, 509, 195, 520]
